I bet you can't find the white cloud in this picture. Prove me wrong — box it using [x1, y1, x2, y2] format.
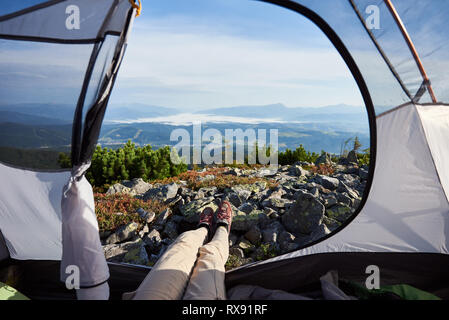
[111, 18, 364, 109]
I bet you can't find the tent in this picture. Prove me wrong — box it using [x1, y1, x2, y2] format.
[0, 0, 448, 300]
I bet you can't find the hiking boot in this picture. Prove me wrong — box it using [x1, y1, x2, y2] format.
[215, 200, 233, 233]
[198, 206, 214, 239]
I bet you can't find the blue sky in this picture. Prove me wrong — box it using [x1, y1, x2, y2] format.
[0, 0, 364, 109]
[109, 0, 364, 109]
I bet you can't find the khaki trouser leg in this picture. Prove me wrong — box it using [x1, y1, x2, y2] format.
[183, 226, 229, 300]
[131, 227, 208, 300]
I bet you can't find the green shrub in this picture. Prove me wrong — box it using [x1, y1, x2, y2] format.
[59, 140, 187, 187]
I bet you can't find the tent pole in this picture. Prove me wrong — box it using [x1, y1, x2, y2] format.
[384, 0, 437, 103]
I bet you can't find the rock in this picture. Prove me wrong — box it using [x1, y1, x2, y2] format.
[359, 167, 369, 181]
[238, 202, 256, 214]
[105, 222, 139, 244]
[225, 168, 242, 176]
[106, 183, 132, 195]
[196, 174, 215, 182]
[136, 208, 156, 224]
[263, 207, 277, 217]
[162, 221, 178, 239]
[262, 221, 284, 243]
[262, 197, 293, 210]
[316, 175, 340, 190]
[227, 192, 242, 208]
[229, 247, 245, 259]
[103, 238, 149, 265]
[279, 231, 296, 252]
[289, 165, 309, 177]
[165, 195, 183, 207]
[337, 182, 359, 199]
[231, 211, 263, 232]
[336, 193, 353, 207]
[326, 204, 353, 223]
[143, 182, 179, 202]
[323, 195, 338, 208]
[232, 181, 267, 196]
[122, 178, 152, 195]
[315, 152, 332, 166]
[244, 225, 262, 245]
[282, 190, 325, 235]
[347, 150, 358, 164]
[308, 224, 331, 242]
[323, 216, 341, 232]
[154, 208, 172, 230]
[237, 239, 256, 254]
[229, 233, 239, 247]
[143, 229, 162, 253]
[255, 168, 277, 178]
[180, 197, 218, 224]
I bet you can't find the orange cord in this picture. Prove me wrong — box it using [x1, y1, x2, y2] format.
[128, 0, 141, 17]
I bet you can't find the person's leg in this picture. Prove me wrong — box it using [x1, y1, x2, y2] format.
[182, 226, 229, 300]
[183, 201, 233, 300]
[131, 227, 208, 300]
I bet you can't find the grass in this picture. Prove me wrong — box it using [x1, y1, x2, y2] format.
[153, 166, 279, 191]
[95, 193, 168, 232]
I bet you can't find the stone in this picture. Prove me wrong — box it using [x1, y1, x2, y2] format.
[143, 182, 179, 202]
[136, 208, 156, 224]
[262, 221, 284, 243]
[282, 190, 325, 235]
[162, 221, 179, 239]
[103, 238, 149, 265]
[323, 195, 338, 208]
[289, 165, 310, 177]
[122, 178, 152, 195]
[308, 224, 331, 242]
[154, 208, 172, 230]
[315, 152, 332, 166]
[105, 222, 139, 244]
[323, 216, 341, 232]
[227, 192, 242, 208]
[244, 225, 262, 245]
[143, 229, 162, 253]
[229, 247, 245, 259]
[326, 204, 353, 223]
[317, 175, 340, 190]
[359, 167, 369, 181]
[106, 183, 132, 196]
[237, 239, 256, 254]
[179, 197, 218, 224]
[337, 182, 359, 199]
[231, 211, 262, 232]
[196, 174, 215, 182]
[229, 233, 239, 247]
[262, 197, 293, 210]
[347, 150, 358, 164]
[279, 231, 296, 252]
[238, 202, 256, 214]
[225, 168, 242, 176]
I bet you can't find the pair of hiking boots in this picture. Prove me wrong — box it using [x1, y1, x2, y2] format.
[198, 200, 232, 240]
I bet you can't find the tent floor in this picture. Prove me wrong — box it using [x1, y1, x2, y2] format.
[1, 252, 448, 300]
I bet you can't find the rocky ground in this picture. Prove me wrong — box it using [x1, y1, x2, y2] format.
[100, 153, 368, 270]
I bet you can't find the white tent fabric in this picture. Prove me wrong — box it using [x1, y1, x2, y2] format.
[0, 163, 69, 260]
[60, 164, 109, 288]
[267, 103, 449, 263]
[0, 0, 130, 41]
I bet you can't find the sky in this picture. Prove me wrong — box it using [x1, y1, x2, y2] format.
[108, 0, 364, 110]
[0, 0, 366, 110]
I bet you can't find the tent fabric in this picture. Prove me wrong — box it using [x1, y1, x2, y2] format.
[288, 0, 449, 112]
[252, 103, 449, 265]
[0, 0, 130, 42]
[0, 162, 69, 260]
[60, 164, 109, 288]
